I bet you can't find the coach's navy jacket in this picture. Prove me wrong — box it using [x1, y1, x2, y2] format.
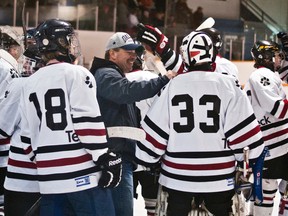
[90, 57, 169, 162]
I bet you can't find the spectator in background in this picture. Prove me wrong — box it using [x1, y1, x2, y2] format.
[174, 0, 193, 27]
[117, 0, 129, 32]
[192, 6, 204, 29]
[98, 3, 114, 31]
[138, 0, 154, 25]
[127, 7, 140, 38]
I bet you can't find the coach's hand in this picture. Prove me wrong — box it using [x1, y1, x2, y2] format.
[96, 152, 122, 188]
[137, 23, 170, 57]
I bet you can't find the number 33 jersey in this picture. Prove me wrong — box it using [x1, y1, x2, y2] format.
[136, 71, 265, 193]
[19, 62, 108, 194]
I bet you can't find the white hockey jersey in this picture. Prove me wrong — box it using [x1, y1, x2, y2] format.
[0, 78, 39, 192]
[126, 70, 159, 172]
[136, 71, 264, 193]
[0, 52, 19, 168]
[214, 55, 239, 79]
[19, 62, 108, 194]
[244, 67, 288, 160]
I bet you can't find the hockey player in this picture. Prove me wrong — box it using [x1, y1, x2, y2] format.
[0, 28, 42, 216]
[244, 40, 288, 216]
[0, 25, 22, 215]
[135, 30, 265, 216]
[19, 19, 121, 215]
[89, 31, 176, 216]
[126, 44, 160, 216]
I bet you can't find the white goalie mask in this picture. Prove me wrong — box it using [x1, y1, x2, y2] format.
[180, 31, 215, 68]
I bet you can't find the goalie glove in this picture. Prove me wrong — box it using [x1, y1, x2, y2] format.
[96, 152, 122, 188]
[137, 23, 170, 57]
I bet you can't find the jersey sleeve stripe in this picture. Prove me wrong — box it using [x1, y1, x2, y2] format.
[270, 100, 280, 116]
[72, 116, 103, 123]
[225, 114, 256, 138]
[20, 136, 31, 144]
[146, 132, 166, 150]
[228, 125, 261, 146]
[136, 142, 160, 158]
[162, 159, 235, 170]
[0, 138, 10, 145]
[37, 154, 92, 168]
[279, 99, 288, 118]
[74, 129, 106, 136]
[0, 129, 10, 137]
[143, 116, 169, 140]
[263, 128, 288, 141]
[261, 118, 288, 131]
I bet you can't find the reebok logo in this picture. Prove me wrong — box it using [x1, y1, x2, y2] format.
[109, 158, 121, 166]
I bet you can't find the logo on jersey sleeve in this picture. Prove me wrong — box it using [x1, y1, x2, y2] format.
[260, 76, 270, 86]
[85, 76, 93, 88]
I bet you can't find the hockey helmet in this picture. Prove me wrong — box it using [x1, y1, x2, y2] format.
[0, 25, 22, 60]
[180, 31, 215, 68]
[199, 27, 222, 51]
[251, 40, 281, 71]
[34, 19, 81, 63]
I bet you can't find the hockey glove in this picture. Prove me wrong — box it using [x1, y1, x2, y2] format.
[96, 152, 122, 188]
[137, 23, 170, 57]
[277, 32, 288, 60]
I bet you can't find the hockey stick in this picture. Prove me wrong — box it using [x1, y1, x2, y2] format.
[107, 126, 146, 141]
[196, 17, 215, 31]
[22, 0, 27, 50]
[24, 197, 41, 216]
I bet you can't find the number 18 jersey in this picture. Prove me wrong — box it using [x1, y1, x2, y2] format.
[19, 62, 108, 194]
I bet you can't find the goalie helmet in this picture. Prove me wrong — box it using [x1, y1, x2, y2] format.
[34, 19, 81, 63]
[251, 40, 281, 71]
[199, 27, 222, 51]
[180, 31, 215, 69]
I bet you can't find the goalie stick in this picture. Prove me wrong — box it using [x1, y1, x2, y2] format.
[196, 17, 215, 31]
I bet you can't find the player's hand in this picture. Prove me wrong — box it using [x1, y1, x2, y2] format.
[137, 23, 170, 57]
[164, 70, 177, 80]
[96, 152, 122, 188]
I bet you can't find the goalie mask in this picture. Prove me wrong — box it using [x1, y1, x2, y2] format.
[34, 19, 81, 63]
[251, 40, 281, 71]
[180, 31, 215, 70]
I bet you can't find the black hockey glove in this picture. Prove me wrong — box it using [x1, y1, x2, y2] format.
[96, 152, 122, 188]
[137, 23, 170, 57]
[277, 32, 288, 60]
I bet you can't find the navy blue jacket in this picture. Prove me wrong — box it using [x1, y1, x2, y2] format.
[90, 57, 169, 161]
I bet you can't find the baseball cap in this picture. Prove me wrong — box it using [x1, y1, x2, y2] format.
[105, 32, 141, 51]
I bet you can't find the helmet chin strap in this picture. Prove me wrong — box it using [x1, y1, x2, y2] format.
[56, 53, 76, 64]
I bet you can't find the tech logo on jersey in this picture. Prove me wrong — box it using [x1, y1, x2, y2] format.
[258, 116, 271, 126]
